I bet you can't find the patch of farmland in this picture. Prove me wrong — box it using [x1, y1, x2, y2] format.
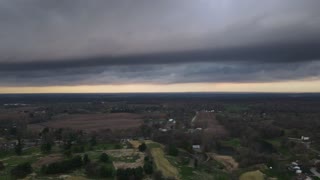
[128, 140, 142, 149]
[28, 113, 143, 132]
[194, 111, 228, 138]
[151, 148, 179, 179]
[32, 154, 63, 168]
[0, 112, 27, 122]
[240, 170, 266, 180]
[207, 153, 238, 171]
[105, 149, 145, 169]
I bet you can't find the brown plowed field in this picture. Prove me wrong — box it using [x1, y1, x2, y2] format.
[194, 111, 228, 138]
[28, 113, 143, 132]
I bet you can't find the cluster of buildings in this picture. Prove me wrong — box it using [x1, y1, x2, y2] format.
[288, 161, 303, 174]
[158, 118, 176, 132]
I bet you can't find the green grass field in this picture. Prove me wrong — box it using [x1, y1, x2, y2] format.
[222, 138, 241, 148]
[240, 170, 265, 180]
[150, 148, 179, 179]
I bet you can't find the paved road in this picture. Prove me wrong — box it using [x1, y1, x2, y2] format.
[310, 168, 320, 178]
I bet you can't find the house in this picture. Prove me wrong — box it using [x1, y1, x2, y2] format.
[192, 145, 201, 152]
[159, 128, 168, 132]
[288, 161, 303, 174]
[295, 170, 302, 174]
[166, 119, 176, 130]
[301, 136, 310, 141]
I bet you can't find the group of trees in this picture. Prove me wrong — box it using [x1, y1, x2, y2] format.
[85, 152, 114, 178]
[41, 155, 83, 174]
[138, 143, 147, 152]
[99, 153, 109, 162]
[316, 161, 320, 172]
[116, 167, 144, 180]
[0, 161, 5, 171]
[14, 136, 23, 155]
[85, 162, 115, 178]
[40, 128, 54, 153]
[143, 156, 153, 174]
[166, 144, 179, 156]
[10, 162, 32, 179]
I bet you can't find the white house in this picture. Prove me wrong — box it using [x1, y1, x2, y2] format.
[301, 136, 310, 141]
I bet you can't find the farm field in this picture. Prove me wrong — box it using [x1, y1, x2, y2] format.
[128, 140, 142, 149]
[194, 111, 228, 138]
[105, 149, 145, 169]
[194, 111, 225, 128]
[207, 153, 238, 171]
[28, 113, 143, 132]
[150, 147, 179, 179]
[240, 170, 266, 180]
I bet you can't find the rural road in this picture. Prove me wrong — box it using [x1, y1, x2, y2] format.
[310, 168, 320, 178]
[191, 112, 198, 123]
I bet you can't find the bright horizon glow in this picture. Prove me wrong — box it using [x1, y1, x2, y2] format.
[1, 80, 320, 94]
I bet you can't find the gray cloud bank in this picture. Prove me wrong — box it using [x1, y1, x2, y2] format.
[0, 0, 320, 86]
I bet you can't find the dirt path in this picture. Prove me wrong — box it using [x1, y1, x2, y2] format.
[207, 153, 238, 171]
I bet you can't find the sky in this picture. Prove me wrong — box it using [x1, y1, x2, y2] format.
[1, 0, 320, 93]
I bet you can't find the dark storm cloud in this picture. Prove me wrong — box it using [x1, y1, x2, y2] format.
[1, 40, 320, 72]
[0, 0, 320, 86]
[1, 61, 320, 86]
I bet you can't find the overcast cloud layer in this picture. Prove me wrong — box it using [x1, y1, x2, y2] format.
[1, 0, 320, 86]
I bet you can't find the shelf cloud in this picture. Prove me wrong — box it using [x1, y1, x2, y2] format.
[1, 0, 320, 87]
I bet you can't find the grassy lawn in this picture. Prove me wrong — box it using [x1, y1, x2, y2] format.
[145, 140, 162, 149]
[86, 150, 104, 160]
[222, 138, 241, 148]
[150, 148, 179, 179]
[240, 170, 265, 180]
[0, 143, 121, 180]
[265, 138, 291, 156]
[265, 138, 282, 147]
[93, 143, 122, 150]
[111, 153, 140, 163]
[0, 150, 42, 179]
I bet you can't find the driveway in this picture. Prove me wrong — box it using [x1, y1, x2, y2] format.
[310, 167, 320, 178]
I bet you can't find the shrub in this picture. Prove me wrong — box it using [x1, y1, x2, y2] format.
[138, 143, 147, 152]
[14, 140, 23, 155]
[144, 156, 150, 162]
[85, 163, 114, 178]
[99, 164, 114, 178]
[71, 145, 85, 153]
[11, 162, 32, 179]
[41, 142, 52, 153]
[83, 154, 90, 165]
[100, 153, 109, 163]
[0, 161, 5, 171]
[153, 170, 165, 180]
[85, 162, 99, 177]
[64, 149, 72, 157]
[167, 144, 179, 156]
[117, 167, 143, 180]
[114, 143, 122, 149]
[143, 161, 153, 174]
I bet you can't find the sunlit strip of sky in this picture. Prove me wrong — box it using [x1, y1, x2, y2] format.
[1, 80, 320, 94]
